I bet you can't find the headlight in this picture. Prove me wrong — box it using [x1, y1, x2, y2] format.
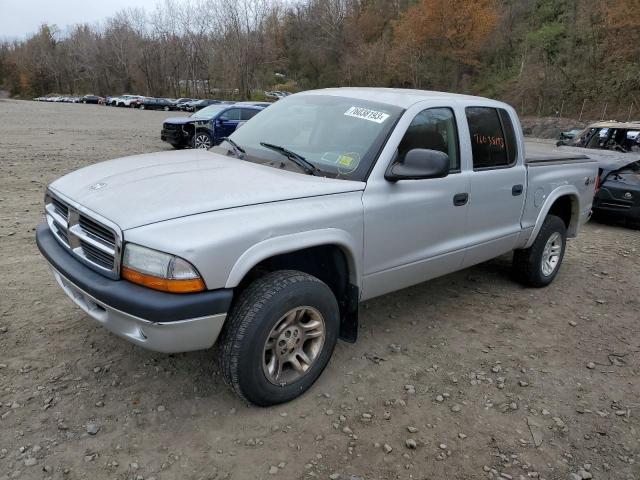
[122, 244, 205, 293]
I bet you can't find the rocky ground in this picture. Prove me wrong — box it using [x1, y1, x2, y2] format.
[0, 99, 638, 480]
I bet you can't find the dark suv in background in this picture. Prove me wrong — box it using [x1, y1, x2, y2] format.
[161, 104, 266, 149]
[136, 97, 175, 111]
[81, 95, 104, 104]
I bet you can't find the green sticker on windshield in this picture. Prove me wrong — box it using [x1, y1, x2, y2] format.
[336, 152, 360, 174]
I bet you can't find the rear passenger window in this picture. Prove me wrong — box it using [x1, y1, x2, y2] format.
[466, 107, 517, 169]
[241, 109, 259, 121]
[222, 109, 241, 120]
[398, 107, 460, 171]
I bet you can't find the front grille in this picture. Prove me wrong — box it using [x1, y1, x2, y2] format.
[79, 239, 115, 269]
[163, 123, 182, 132]
[79, 215, 116, 247]
[45, 191, 121, 278]
[51, 197, 68, 218]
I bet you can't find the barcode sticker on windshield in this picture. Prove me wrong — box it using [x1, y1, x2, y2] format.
[344, 106, 390, 124]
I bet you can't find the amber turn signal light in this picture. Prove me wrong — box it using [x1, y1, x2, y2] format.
[122, 266, 206, 293]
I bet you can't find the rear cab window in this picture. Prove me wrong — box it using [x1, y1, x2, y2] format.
[466, 106, 518, 169]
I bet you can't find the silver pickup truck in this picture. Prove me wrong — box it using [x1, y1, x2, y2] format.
[37, 88, 598, 405]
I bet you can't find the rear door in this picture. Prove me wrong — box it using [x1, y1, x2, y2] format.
[462, 106, 526, 267]
[240, 108, 260, 121]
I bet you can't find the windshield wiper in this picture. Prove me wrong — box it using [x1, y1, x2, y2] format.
[260, 142, 318, 175]
[220, 137, 246, 157]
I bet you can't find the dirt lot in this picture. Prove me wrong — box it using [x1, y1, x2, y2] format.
[0, 99, 639, 480]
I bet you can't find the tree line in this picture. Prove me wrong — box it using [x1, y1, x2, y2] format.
[1, 0, 638, 118]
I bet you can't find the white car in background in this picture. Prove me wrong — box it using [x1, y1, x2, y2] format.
[115, 95, 144, 107]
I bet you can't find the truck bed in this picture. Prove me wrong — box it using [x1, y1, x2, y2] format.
[524, 140, 592, 164]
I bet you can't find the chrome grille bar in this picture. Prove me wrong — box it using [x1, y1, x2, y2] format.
[44, 190, 122, 279]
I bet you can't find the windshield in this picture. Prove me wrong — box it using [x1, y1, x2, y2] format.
[221, 94, 403, 180]
[192, 105, 226, 119]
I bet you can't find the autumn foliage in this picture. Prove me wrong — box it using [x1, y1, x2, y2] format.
[0, 0, 638, 117]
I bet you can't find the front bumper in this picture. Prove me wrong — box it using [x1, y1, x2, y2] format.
[160, 128, 186, 145]
[36, 224, 233, 353]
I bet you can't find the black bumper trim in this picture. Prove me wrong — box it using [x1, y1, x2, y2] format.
[36, 223, 233, 322]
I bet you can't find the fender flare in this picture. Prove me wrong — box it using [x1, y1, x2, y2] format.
[225, 228, 361, 289]
[523, 185, 580, 248]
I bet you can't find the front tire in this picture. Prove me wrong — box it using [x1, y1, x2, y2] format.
[193, 132, 212, 149]
[513, 215, 567, 287]
[218, 270, 339, 406]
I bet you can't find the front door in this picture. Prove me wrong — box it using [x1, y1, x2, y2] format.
[362, 107, 470, 300]
[216, 108, 242, 140]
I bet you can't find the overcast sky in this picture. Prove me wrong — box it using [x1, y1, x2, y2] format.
[0, 0, 160, 39]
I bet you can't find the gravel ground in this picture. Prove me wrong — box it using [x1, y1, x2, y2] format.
[0, 99, 639, 480]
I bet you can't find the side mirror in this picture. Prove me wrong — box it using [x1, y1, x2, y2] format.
[385, 149, 450, 181]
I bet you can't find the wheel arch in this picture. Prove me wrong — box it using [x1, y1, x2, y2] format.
[524, 187, 580, 248]
[225, 229, 361, 342]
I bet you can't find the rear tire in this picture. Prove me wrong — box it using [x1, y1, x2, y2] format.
[513, 215, 567, 287]
[217, 270, 339, 406]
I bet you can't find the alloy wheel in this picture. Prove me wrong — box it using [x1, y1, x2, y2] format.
[262, 306, 326, 386]
[541, 232, 562, 276]
[194, 134, 211, 149]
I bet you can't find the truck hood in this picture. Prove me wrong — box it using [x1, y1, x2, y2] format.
[49, 149, 365, 230]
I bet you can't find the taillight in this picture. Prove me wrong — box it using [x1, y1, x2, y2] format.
[594, 170, 601, 194]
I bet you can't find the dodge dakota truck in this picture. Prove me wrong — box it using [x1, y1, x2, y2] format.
[36, 88, 598, 405]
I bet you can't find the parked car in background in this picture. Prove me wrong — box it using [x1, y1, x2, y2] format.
[38, 88, 597, 406]
[161, 103, 265, 149]
[184, 99, 221, 112]
[559, 128, 582, 141]
[554, 121, 640, 228]
[557, 121, 640, 152]
[173, 98, 194, 110]
[81, 95, 104, 105]
[136, 97, 175, 111]
[265, 91, 291, 100]
[115, 95, 144, 107]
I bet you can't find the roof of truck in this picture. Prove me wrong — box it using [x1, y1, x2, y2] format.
[301, 87, 506, 109]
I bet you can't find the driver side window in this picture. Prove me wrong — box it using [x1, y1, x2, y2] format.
[398, 108, 460, 171]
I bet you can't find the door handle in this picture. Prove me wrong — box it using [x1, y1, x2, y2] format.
[453, 193, 469, 206]
[512, 184, 524, 196]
